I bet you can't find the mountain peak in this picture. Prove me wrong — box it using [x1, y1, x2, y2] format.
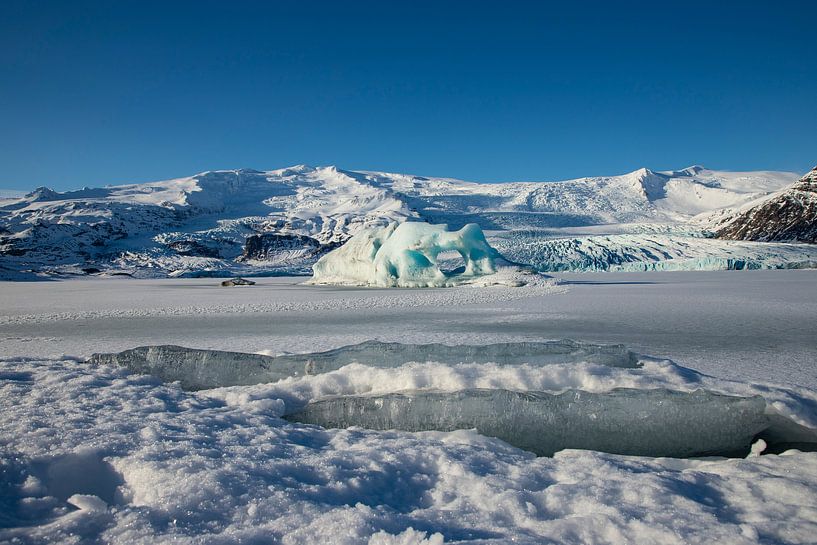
[681, 165, 706, 175]
[631, 167, 656, 178]
[25, 186, 61, 201]
[270, 164, 317, 177]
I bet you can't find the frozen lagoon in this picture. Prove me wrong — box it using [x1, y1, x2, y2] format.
[1, 270, 815, 388]
[2, 270, 817, 544]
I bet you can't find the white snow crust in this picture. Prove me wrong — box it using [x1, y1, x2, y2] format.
[2, 351, 817, 544]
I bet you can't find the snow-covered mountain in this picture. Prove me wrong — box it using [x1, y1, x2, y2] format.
[710, 166, 817, 243]
[374, 165, 799, 226]
[0, 164, 812, 279]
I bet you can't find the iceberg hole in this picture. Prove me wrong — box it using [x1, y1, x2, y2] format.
[436, 250, 466, 275]
[309, 221, 502, 287]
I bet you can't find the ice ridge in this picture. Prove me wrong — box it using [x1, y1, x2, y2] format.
[287, 388, 770, 458]
[87, 340, 640, 390]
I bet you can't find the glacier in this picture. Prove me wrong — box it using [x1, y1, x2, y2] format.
[87, 339, 639, 390]
[309, 221, 502, 287]
[3, 164, 813, 279]
[286, 388, 770, 458]
[492, 229, 817, 272]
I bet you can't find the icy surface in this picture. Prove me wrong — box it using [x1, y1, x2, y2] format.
[2, 272, 817, 543]
[309, 221, 507, 287]
[88, 339, 639, 390]
[1, 271, 816, 390]
[288, 388, 770, 457]
[492, 230, 817, 272]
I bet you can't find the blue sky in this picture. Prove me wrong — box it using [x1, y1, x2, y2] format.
[1, 0, 815, 190]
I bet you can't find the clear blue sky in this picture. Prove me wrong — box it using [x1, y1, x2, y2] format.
[1, 0, 815, 190]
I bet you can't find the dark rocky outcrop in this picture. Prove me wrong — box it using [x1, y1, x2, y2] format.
[166, 240, 223, 258]
[716, 166, 817, 243]
[240, 233, 331, 261]
[220, 277, 255, 286]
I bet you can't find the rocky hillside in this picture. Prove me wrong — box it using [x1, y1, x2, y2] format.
[714, 166, 817, 243]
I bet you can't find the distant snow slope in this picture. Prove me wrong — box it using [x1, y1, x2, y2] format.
[0, 189, 26, 199]
[373, 165, 798, 226]
[0, 164, 806, 279]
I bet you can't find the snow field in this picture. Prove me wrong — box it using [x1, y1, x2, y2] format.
[1, 272, 816, 543]
[2, 358, 817, 544]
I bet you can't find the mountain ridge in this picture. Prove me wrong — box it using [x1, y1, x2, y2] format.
[714, 166, 817, 243]
[0, 164, 810, 279]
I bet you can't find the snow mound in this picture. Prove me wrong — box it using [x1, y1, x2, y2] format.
[309, 221, 531, 287]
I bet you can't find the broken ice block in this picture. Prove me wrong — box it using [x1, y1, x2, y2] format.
[87, 339, 639, 390]
[286, 388, 770, 458]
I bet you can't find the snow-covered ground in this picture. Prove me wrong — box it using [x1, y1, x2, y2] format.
[1, 271, 817, 543]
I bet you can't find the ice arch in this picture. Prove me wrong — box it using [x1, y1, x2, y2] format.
[309, 222, 498, 287]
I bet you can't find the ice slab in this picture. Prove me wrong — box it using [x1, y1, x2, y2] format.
[87, 339, 640, 390]
[309, 221, 499, 287]
[286, 388, 770, 458]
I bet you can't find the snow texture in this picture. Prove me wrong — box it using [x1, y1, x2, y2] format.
[2, 354, 817, 544]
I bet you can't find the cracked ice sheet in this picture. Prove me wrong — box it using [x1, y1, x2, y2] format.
[2, 359, 817, 545]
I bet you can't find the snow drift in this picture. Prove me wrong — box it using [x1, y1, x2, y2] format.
[5, 357, 817, 544]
